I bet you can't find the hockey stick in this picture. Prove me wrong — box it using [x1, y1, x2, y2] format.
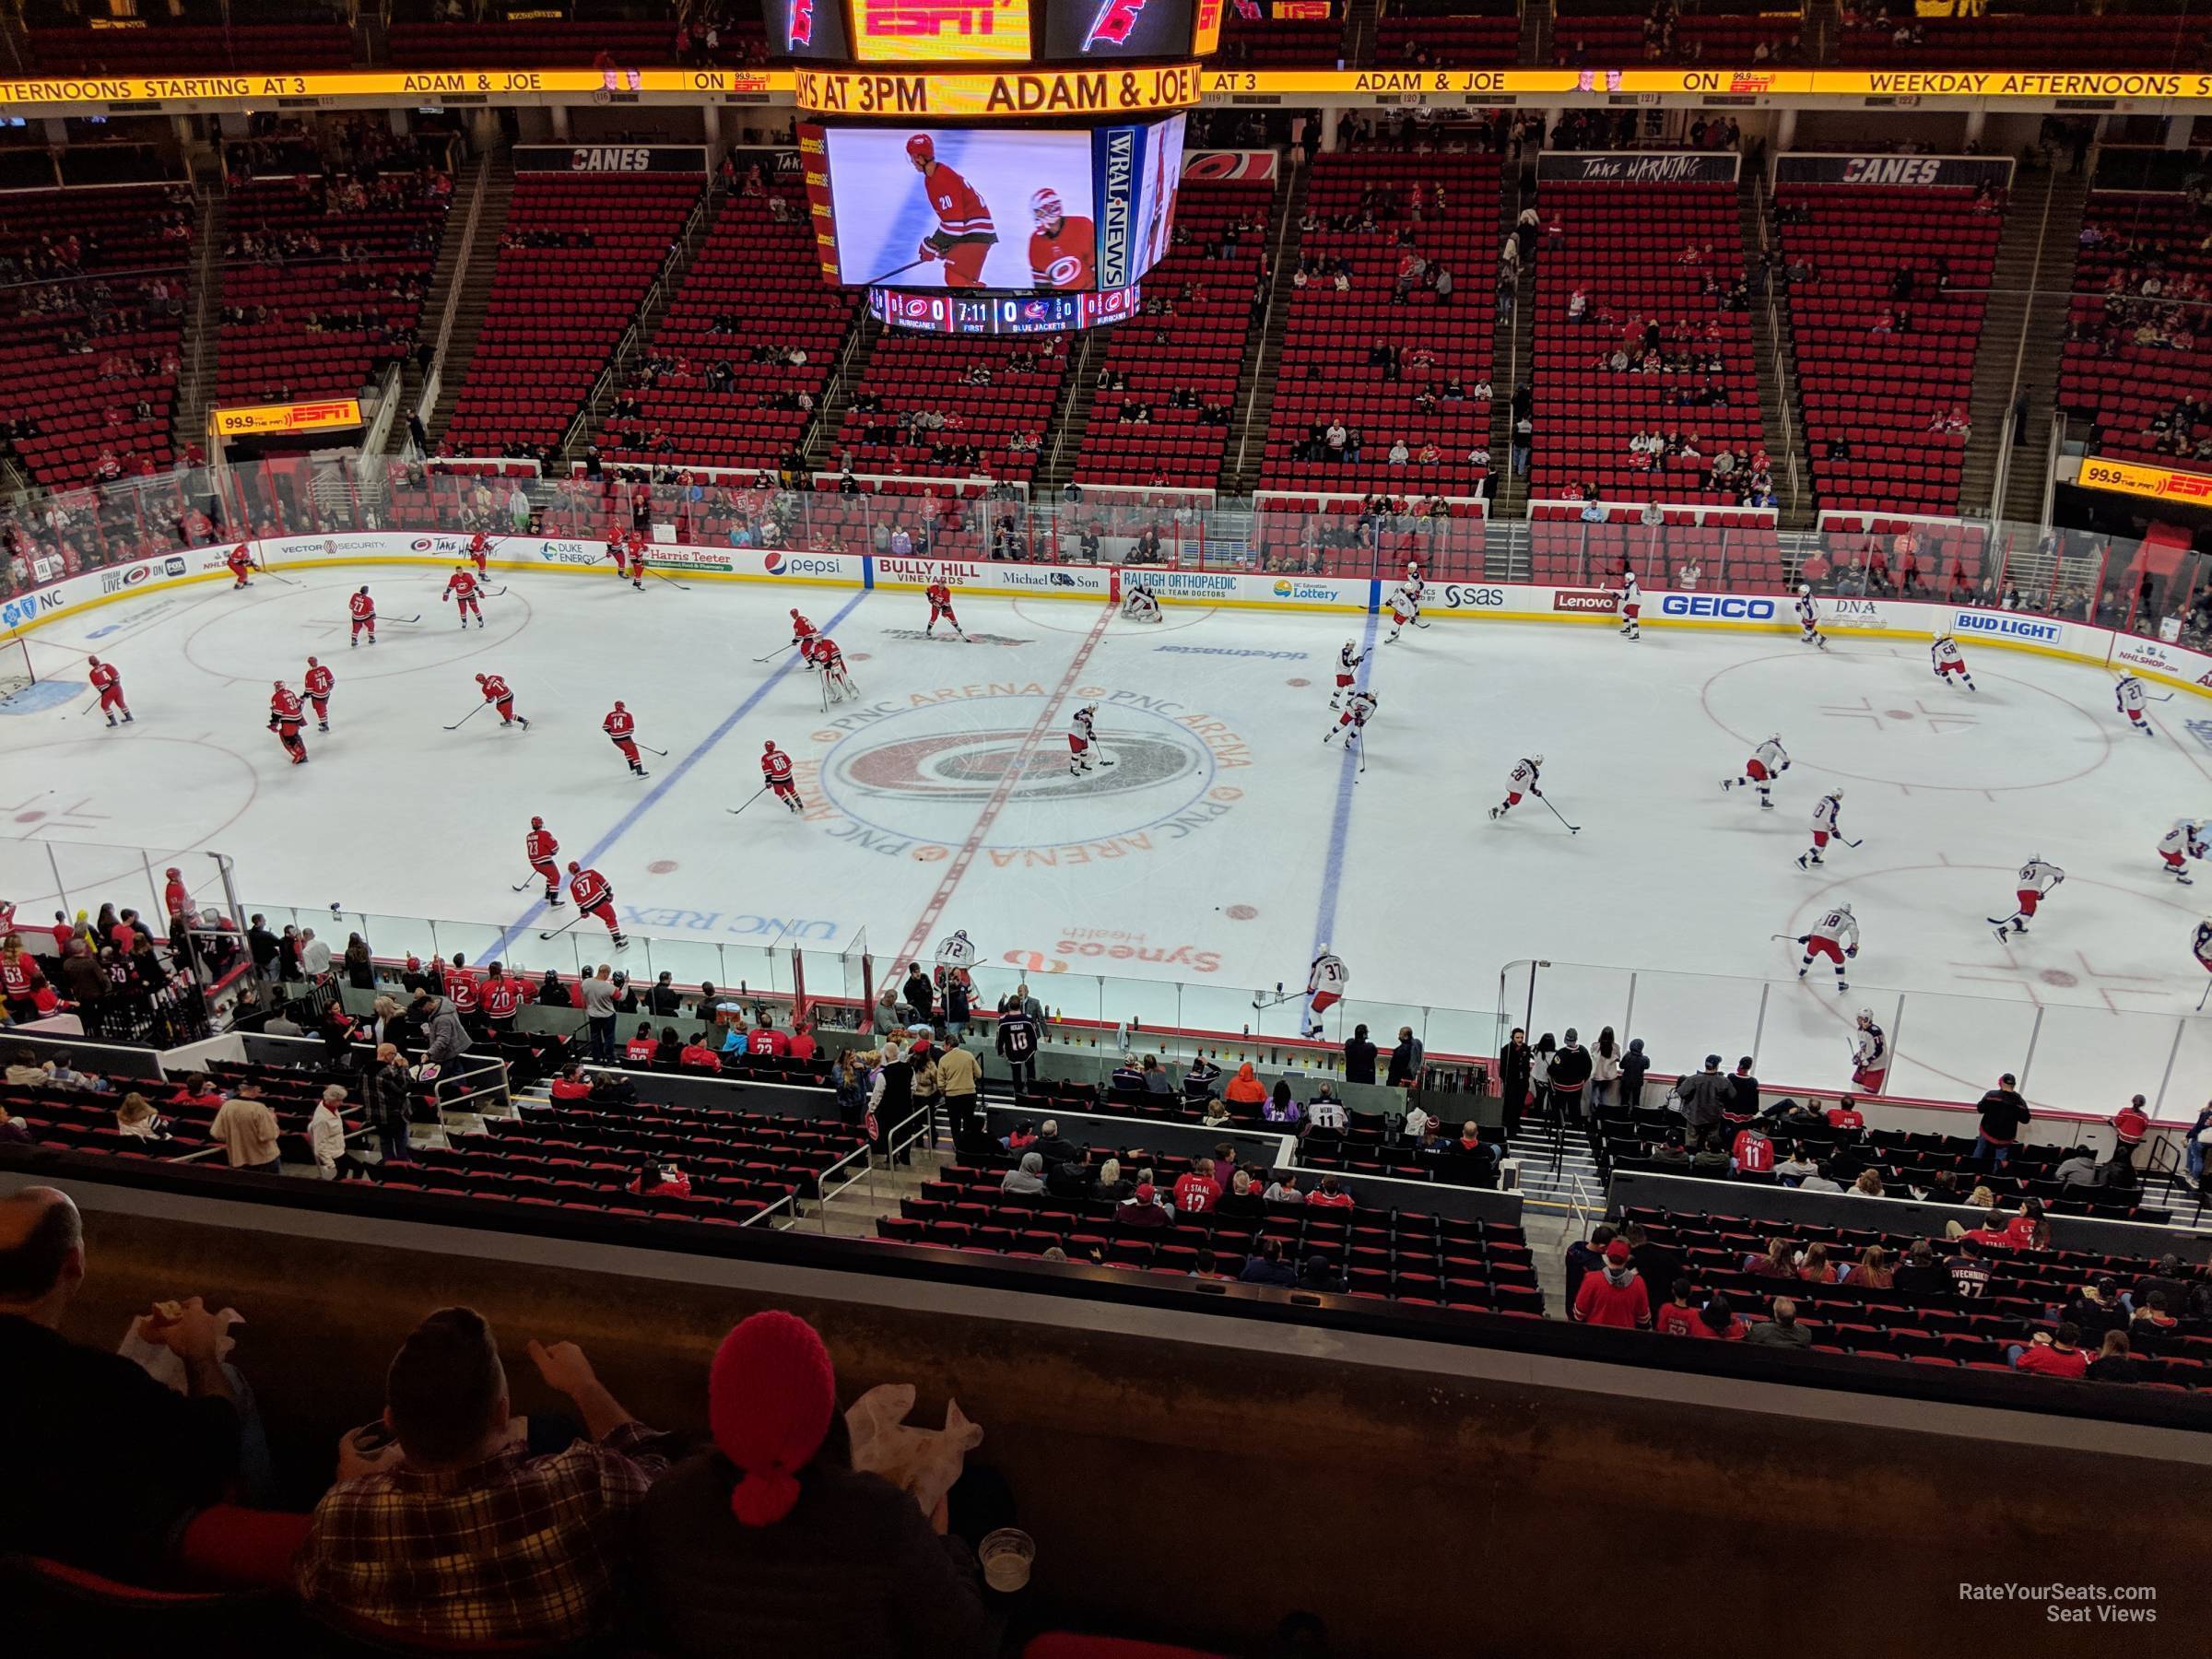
[250, 538, 300, 589]
[1540, 794, 1581, 834]
[756, 644, 796, 663]
[727, 784, 771, 817]
[537, 911, 588, 942]
[1840, 836, 1865, 849]
[636, 742, 670, 758]
[1251, 983, 1295, 1010]
[480, 584, 510, 598]
[1768, 933, 1804, 943]
[510, 877, 540, 892]
[443, 701, 488, 733]
[385, 613, 423, 624]
[648, 565, 692, 593]
[2198, 977, 2212, 1014]
[861, 255, 934, 287]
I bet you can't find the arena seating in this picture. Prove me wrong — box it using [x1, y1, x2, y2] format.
[1067, 175, 1276, 488]
[1548, 5, 1802, 66]
[1259, 149, 1500, 494]
[442, 170, 704, 455]
[595, 180, 856, 472]
[1832, 12, 2208, 69]
[1811, 513, 1990, 599]
[1376, 0, 1519, 67]
[1216, 6, 1344, 66]
[6, 1061, 358, 1168]
[1527, 503, 1783, 590]
[2058, 192, 2212, 471]
[1530, 180, 1768, 506]
[1776, 182, 2003, 514]
[879, 1159, 1546, 1313]
[0, 184, 193, 488]
[832, 335, 1070, 486]
[22, 19, 353, 75]
[1617, 1201, 2212, 1379]
[215, 167, 452, 406]
[388, 18, 680, 67]
[1247, 497, 1488, 581]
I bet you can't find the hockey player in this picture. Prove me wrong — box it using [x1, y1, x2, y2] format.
[525, 816, 563, 906]
[2159, 819, 2207, 886]
[1488, 754, 1544, 820]
[2194, 917, 2212, 982]
[226, 543, 254, 589]
[1721, 734, 1789, 810]
[1027, 188, 1097, 289]
[442, 565, 485, 629]
[1849, 1007, 1889, 1095]
[1323, 688, 1377, 752]
[789, 608, 818, 649]
[161, 867, 192, 924]
[1794, 584, 1827, 650]
[565, 862, 629, 948]
[1331, 641, 1365, 710]
[302, 656, 334, 733]
[924, 580, 966, 639]
[761, 741, 803, 813]
[804, 634, 853, 701]
[1069, 702, 1099, 775]
[1795, 902, 1858, 990]
[1384, 578, 1424, 643]
[466, 530, 492, 575]
[348, 585, 376, 646]
[474, 672, 527, 728]
[1122, 578, 1161, 623]
[1930, 633, 1974, 689]
[1302, 948, 1350, 1041]
[87, 656, 131, 726]
[268, 679, 307, 765]
[622, 529, 648, 590]
[907, 134, 996, 290]
[603, 700, 648, 778]
[2114, 671, 2155, 735]
[1992, 857, 2065, 941]
[1797, 789, 1846, 870]
[1616, 569, 1642, 641]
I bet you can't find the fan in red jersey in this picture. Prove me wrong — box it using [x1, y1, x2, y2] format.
[1027, 188, 1096, 290]
[908, 134, 995, 290]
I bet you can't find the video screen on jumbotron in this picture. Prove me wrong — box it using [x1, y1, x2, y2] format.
[765, 0, 1208, 61]
[1042, 0, 1197, 58]
[849, 0, 1035, 63]
[821, 115, 1182, 291]
[765, 0, 853, 57]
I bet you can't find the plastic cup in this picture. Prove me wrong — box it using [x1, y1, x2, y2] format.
[979, 1526, 1035, 1592]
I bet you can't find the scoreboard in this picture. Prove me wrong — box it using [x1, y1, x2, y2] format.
[870, 283, 1143, 333]
[767, 0, 1219, 65]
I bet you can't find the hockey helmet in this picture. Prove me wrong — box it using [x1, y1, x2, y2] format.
[905, 134, 935, 166]
[763, 740, 780, 754]
[612, 700, 626, 712]
[1856, 1007, 1875, 1026]
[1344, 640, 1357, 653]
[530, 816, 543, 829]
[790, 607, 802, 618]
[1797, 583, 1811, 596]
[1030, 188, 1065, 227]
[1837, 900, 1854, 914]
[165, 866, 180, 878]
[1529, 753, 1545, 766]
[475, 673, 488, 683]
[308, 656, 320, 667]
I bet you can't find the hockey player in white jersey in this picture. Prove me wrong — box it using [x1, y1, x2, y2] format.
[1721, 734, 1789, 809]
[2158, 820, 2207, 886]
[1122, 577, 1162, 622]
[1849, 1007, 1889, 1095]
[1302, 947, 1350, 1040]
[1992, 857, 2065, 940]
[2194, 919, 2212, 994]
[1384, 580, 1425, 643]
[1323, 688, 1377, 752]
[2114, 672, 2156, 735]
[1615, 570, 1642, 641]
[1796, 789, 1846, 869]
[1488, 754, 1543, 820]
[1795, 585, 1828, 651]
[1331, 641, 1365, 710]
[1795, 902, 1859, 989]
[1930, 633, 1975, 690]
[1068, 703, 1100, 775]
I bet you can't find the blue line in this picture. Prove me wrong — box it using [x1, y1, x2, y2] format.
[1309, 599, 1383, 963]
[479, 589, 872, 964]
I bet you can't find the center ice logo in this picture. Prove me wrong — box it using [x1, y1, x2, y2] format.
[834, 728, 1197, 803]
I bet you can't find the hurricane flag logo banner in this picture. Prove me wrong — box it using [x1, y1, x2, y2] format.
[1084, 0, 1149, 48]
[788, 0, 814, 46]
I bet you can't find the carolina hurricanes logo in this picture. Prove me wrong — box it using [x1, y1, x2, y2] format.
[788, 0, 814, 46]
[1084, 0, 1149, 48]
[1046, 253, 1082, 285]
[835, 729, 1197, 803]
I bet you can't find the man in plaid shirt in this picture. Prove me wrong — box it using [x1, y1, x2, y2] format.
[296, 1306, 680, 1644]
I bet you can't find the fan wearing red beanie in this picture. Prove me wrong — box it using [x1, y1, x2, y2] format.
[632, 1310, 994, 1657]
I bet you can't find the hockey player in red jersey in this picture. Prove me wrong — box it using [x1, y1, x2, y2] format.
[761, 741, 803, 814]
[803, 634, 853, 702]
[789, 608, 818, 648]
[268, 680, 307, 765]
[162, 867, 192, 924]
[525, 816, 563, 905]
[604, 700, 648, 777]
[908, 134, 995, 290]
[347, 585, 376, 646]
[87, 656, 131, 726]
[1027, 189, 1097, 289]
[475, 672, 528, 728]
[466, 530, 492, 574]
[924, 580, 966, 640]
[565, 862, 629, 947]
[226, 543, 255, 589]
[443, 566, 484, 628]
[623, 530, 648, 590]
[302, 656, 334, 733]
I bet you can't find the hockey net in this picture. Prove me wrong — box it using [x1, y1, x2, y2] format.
[0, 634, 31, 704]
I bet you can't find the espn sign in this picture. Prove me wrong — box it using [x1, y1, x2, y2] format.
[2079, 455, 2212, 506]
[1553, 589, 1617, 614]
[853, 0, 1034, 63]
[212, 398, 361, 438]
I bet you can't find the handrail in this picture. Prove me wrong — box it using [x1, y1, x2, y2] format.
[2039, 410, 2065, 533]
[1988, 162, 2060, 522]
[1748, 171, 1806, 516]
[421, 150, 490, 416]
[1230, 158, 1301, 485]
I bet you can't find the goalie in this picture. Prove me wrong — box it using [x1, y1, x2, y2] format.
[1122, 577, 1162, 622]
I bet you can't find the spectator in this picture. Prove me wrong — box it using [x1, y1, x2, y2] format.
[1549, 1028, 1592, 1119]
[1725, 1055, 1760, 1123]
[1119, 1182, 1170, 1229]
[1589, 1027, 1622, 1108]
[297, 1307, 677, 1645]
[1850, 1169, 1886, 1198]
[1618, 1036, 1650, 1107]
[1307, 1173, 1355, 1209]
[114, 1091, 167, 1140]
[2129, 1291, 2179, 1354]
[1676, 1053, 1731, 1141]
[937, 1037, 982, 1144]
[1825, 1094, 1865, 1135]
[1263, 1080, 1301, 1125]
[1652, 1277, 1702, 1336]
[1297, 1253, 1346, 1293]
[1344, 1021, 1378, 1085]
[208, 1083, 281, 1172]
[1945, 1238, 1994, 1299]
[2085, 1329, 2142, 1383]
[1385, 1025, 1424, 1088]
[1571, 1240, 1652, 1329]
[2010, 1323, 2089, 1379]
[2003, 1196, 2050, 1251]
[1892, 1240, 1950, 1299]
[994, 1000, 1039, 1094]
[1690, 1134, 1733, 1177]
[2062, 1277, 2129, 1345]
[1773, 1140, 1818, 1182]
[578, 971, 618, 1065]
[1000, 1152, 1047, 1197]
[1565, 1225, 1616, 1306]
[1172, 1158, 1223, 1214]
[1224, 1062, 1268, 1110]
[1744, 1298, 1811, 1348]
[310, 1084, 350, 1181]
[2110, 1095, 2149, 1168]
[2185, 1100, 2212, 1188]
[1650, 1129, 1693, 1171]
[1797, 1160, 1843, 1194]
[0, 1186, 267, 1580]
[1263, 1169, 1304, 1204]
[679, 1035, 724, 1071]
[1087, 1157, 1130, 1205]
[1696, 1293, 1748, 1341]
[1971, 1072, 2031, 1167]
[367, 1042, 414, 1163]
[631, 1309, 990, 1655]
[1731, 1121, 1775, 1175]
[1239, 1238, 1298, 1286]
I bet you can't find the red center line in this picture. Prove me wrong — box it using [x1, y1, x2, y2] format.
[893, 597, 1118, 971]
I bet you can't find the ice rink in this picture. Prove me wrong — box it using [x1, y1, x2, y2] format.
[7, 559, 2212, 1118]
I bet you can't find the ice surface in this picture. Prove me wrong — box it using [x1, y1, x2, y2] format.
[5, 562, 2210, 1117]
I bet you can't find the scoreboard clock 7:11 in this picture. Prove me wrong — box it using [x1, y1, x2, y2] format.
[869, 286, 1142, 334]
